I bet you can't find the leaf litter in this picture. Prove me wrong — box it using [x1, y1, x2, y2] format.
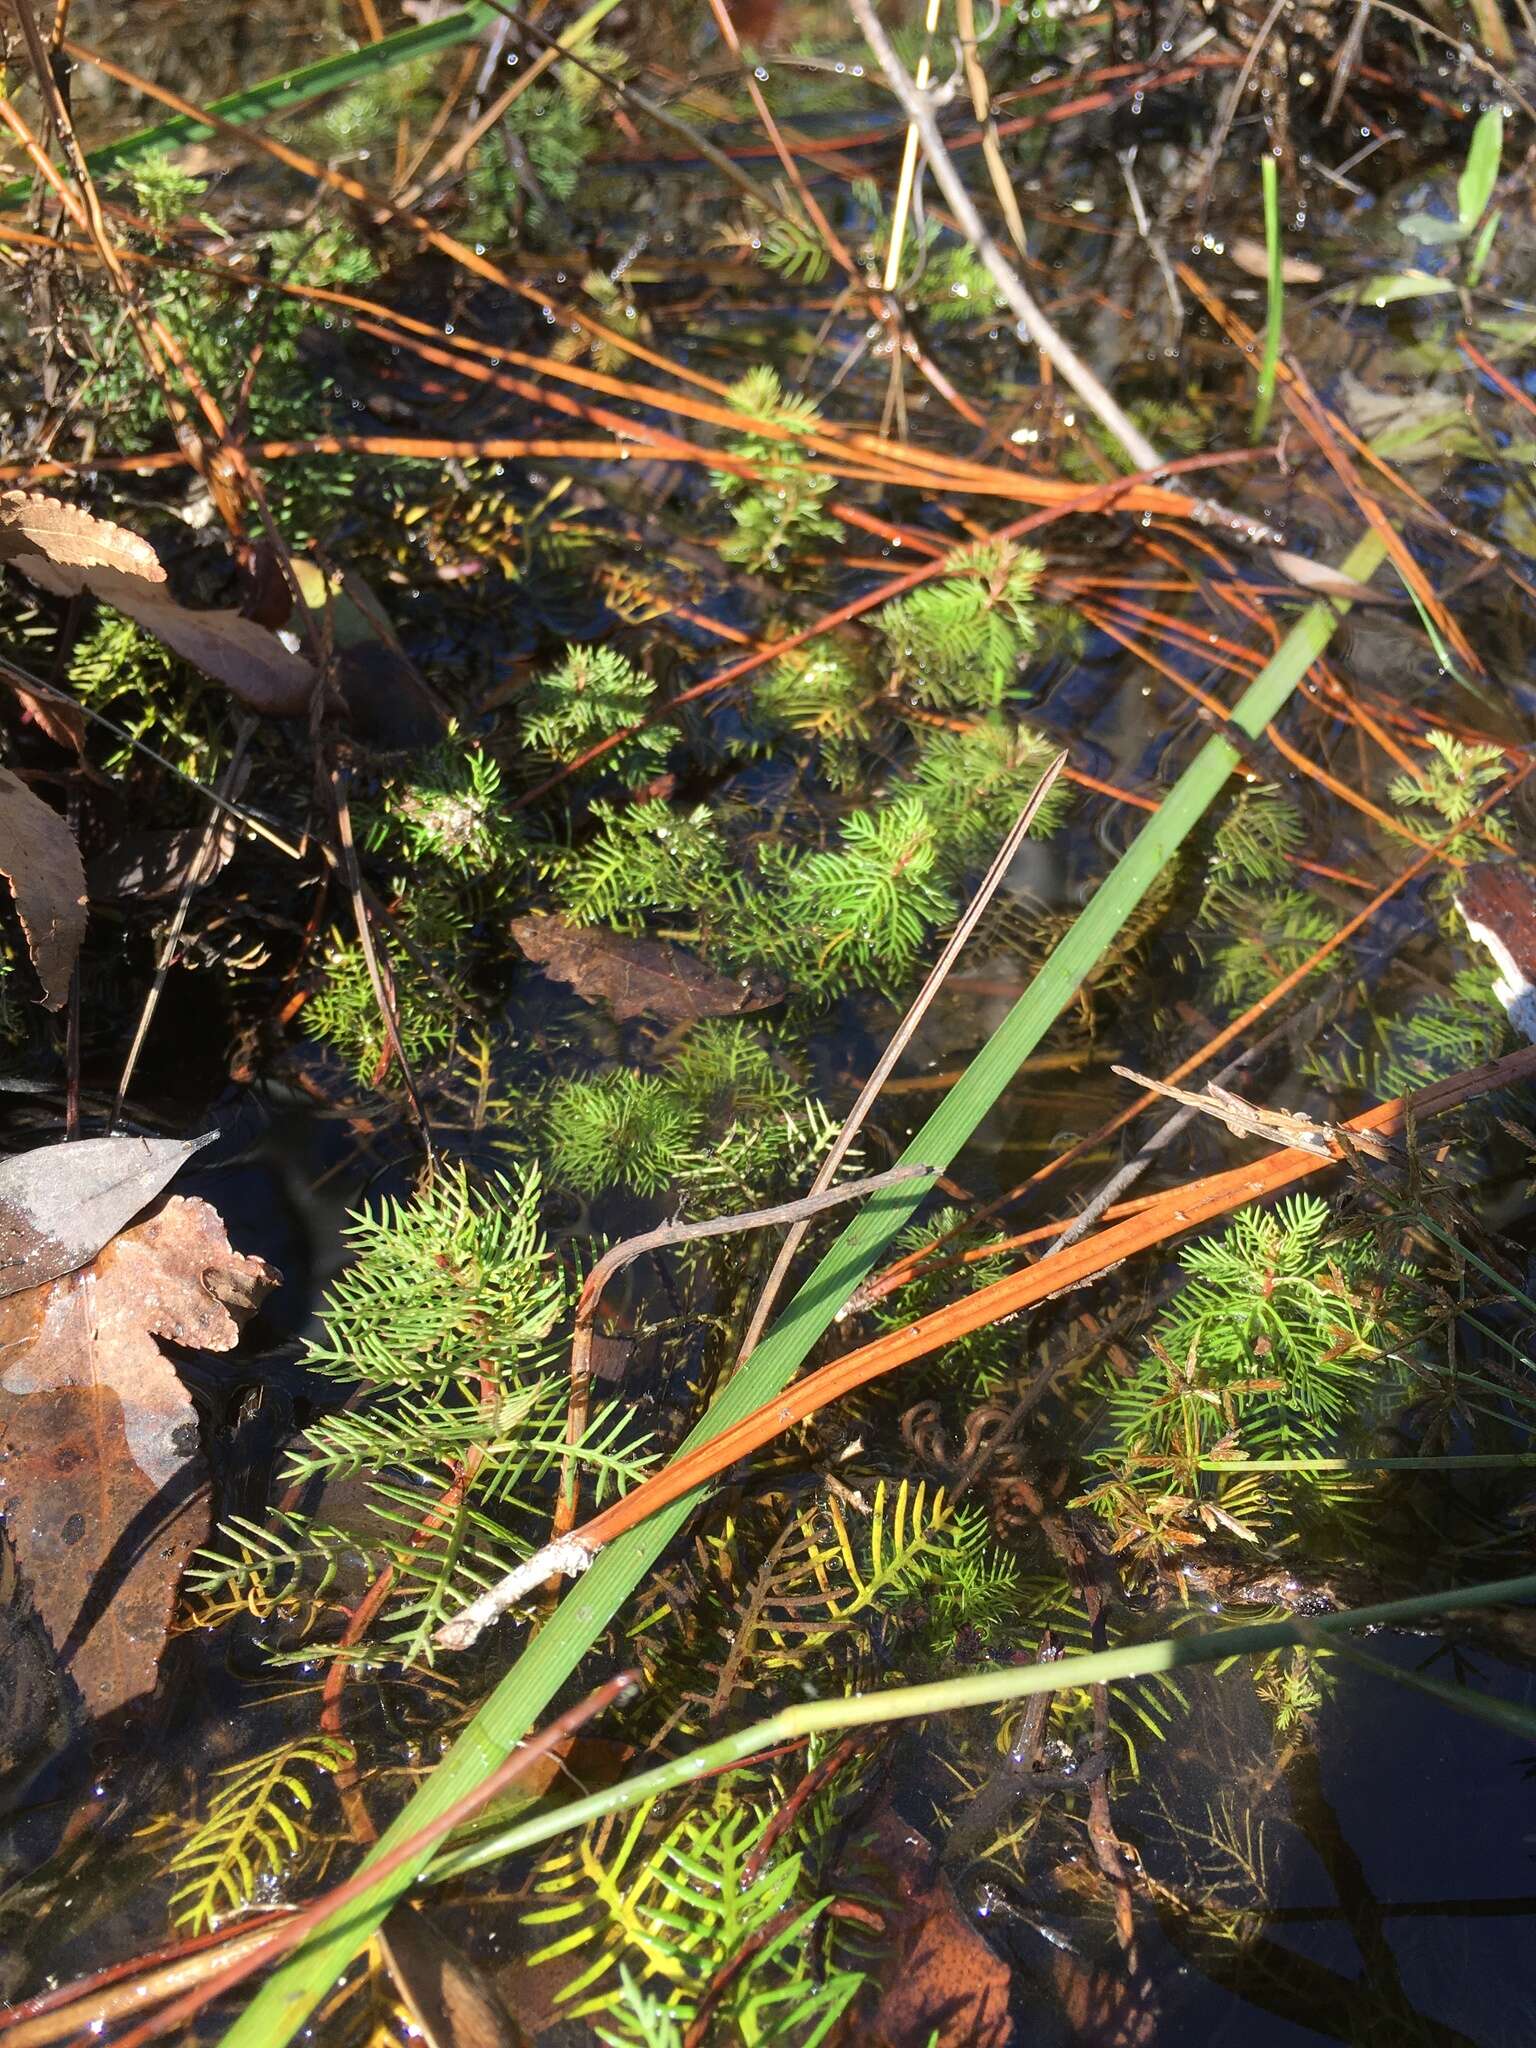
[0, 1190, 274, 1718]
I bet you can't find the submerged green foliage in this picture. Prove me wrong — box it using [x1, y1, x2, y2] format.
[163, 1735, 354, 1933]
[1194, 786, 1339, 1007]
[712, 368, 844, 574]
[1085, 1195, 1417, 1555]
[530, 1795, 864, 2043]
[749, 795, 956, 993]
[191, 1166, 651, 1669]
[545, 1021, 834, 1205]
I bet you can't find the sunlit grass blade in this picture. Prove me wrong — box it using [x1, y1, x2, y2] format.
[1252, 153, 1283, 443]
[217, 527, 1389, 2048]
[422, 1569, 1536, 1888]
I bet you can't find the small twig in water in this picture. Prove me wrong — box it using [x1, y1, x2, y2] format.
[329, 766, 435, 1168]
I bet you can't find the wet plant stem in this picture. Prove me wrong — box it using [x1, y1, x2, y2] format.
[421, 1572, 1536, 1890]
[1252, 153, 1283, 442]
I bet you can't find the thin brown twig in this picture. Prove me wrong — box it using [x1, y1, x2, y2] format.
[111, 720, 253, 1130]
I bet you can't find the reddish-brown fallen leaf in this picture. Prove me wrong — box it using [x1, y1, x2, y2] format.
[379, 1906, 527, 2048]
[0, 765, 87, 1008]
[849, 1799, 1012, 2047]
[9, 678, 86, 754]
[0, 492, 318, 717]
[0, 1195, 275, 1718]
[510, 914, 783, 1024]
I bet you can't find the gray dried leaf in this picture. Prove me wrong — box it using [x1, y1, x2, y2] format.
[1266, 548, 1396, 605]
[0, 1132, 215, 1299]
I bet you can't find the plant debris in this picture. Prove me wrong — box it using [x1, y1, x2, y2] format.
[0, 1194, 273, 1716]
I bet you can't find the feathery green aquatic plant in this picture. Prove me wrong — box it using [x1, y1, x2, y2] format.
[544, 1022, 834, 1206]
[745, 794, 956, 994]
[1085, 1194, 1417, 1556]
[519, 644, 671, 777]
[190, 1166, 651, 1666]
[875, 539, 1044, 709]
[711, 368, 843, 575]
[163, 1735, 354, 1934]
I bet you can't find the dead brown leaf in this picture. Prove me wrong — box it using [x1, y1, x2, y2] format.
[111, 587, 318, 717]
[10, 679, 86, 755]
[0, 766, 87, 1008]
[510, 914, 783, 1024]
[1, 493, 318, 717]
[0, 492, 167, 584]
[1226, 236, 1325, 284]
[0, 1195, 275, 1717]
[848, 1799, 1012, 2047]
[380, 1906, 529, 2048]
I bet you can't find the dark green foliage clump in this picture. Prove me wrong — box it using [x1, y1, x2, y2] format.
[366, 743, 523, 879]
[518, 643, 671, 778]
[68, 610, 215, 779]
[908, 718, 1069, 875]
[542, 800, 740, 933]
[462, 50, 621, 237]
[75, 197, 375, 543]
[544, 1021, 833, 1205]
[711, 367, 843, 574]
[312, 743, 524, 1081]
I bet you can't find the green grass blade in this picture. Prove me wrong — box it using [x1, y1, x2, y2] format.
[1252, 153, 1283, 443]
[218, 528, 1389, 2048]
[421, 1568, 1536, 1884]
[1457, 106, 1504, 236]
[0, 4, 497, 205]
